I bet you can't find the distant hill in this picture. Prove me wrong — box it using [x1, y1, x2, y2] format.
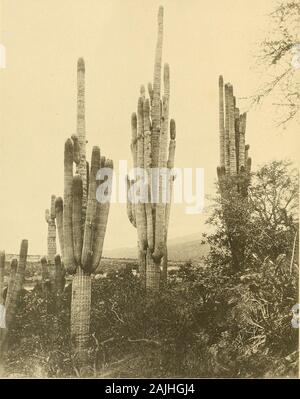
[103, 233, 209, 262]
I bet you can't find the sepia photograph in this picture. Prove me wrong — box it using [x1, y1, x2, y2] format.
[0, 0, 299, 380]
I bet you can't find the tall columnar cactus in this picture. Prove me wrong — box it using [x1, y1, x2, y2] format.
[5, 240, 28, 329]
[54, 58, 112, 363]
[217, 76, 252, 270]
[127, 6, 176, 291]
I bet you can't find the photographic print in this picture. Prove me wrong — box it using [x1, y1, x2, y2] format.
[0, 0, 299, 380]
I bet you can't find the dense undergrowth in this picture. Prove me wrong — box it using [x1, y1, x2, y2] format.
[2, 160, 298, 378]
[3, 257, 298, 378]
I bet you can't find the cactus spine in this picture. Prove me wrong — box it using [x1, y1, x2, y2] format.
[217, 76, 252, 270]
[127, 7, 176, 291]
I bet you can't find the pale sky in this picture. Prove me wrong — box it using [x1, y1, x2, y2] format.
[0, 0, 299, 254]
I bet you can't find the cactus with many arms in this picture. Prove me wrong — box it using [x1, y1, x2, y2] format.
[217, 76, 251, 187]
[127, 6, 176, 291]
[54, 58, 112, 364]
[217, 76, 252, 270]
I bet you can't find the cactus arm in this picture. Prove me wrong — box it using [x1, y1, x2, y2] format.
[100, 155, 106, 169]
[161, 119, 177, 284]
[76, 58, 88, 222]
[148, 82, 154, 104]
[238, 113, 247, 170]
[228, 84, 237, 175]
[72, 134, 80, 165]
[151, 6, 164, 169]
[219, 76, 225, 168]
[71, 134, 80, 165]
[0, 251, 5, 305]
[130, 178, 137, 226]
[153, 63, 170, 260]
[63, 138, 75, 273]
[131, 113, 138, 168]
[143, 99, 154, 250]
[72, 175, 83, 266]
[140, 84, 146, 98]
[135, 97, 148, 254]
[130, 114, 138, 230]
[126, 175, 136, 227]
[81, 147, 100, 271]
[224, 84, 230, 173]
[165, 119, 176, 231]
[91, 154, 104, 270]
[55, 197, 64, 260]
[86, 161, 90, 199]
[234, 108, 240, 173]
[5, 240, 28, 329]
[92, 159, 113, 272]
[50, 194, 56, 219]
